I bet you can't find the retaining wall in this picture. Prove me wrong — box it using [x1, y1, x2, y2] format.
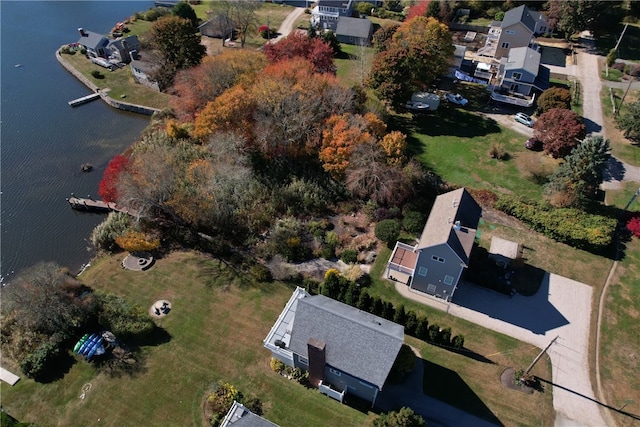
[56, 49, 161, 116]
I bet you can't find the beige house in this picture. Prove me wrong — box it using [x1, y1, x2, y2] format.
[478, 5, 548, 60]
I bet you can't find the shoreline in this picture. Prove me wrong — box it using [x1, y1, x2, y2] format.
[55, 48, 161, 116]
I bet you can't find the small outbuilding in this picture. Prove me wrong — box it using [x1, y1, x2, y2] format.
[489, 236, 521, 268]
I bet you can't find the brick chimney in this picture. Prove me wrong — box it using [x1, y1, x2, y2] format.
[307, 338, 326, 387]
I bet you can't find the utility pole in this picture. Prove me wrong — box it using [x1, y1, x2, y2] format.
[623, 187, 640, 212]
[267, 16, 270, 43]
[525, 336, 559, 375]
[614, 23, 629, 53]
[615, 77, 635, 118]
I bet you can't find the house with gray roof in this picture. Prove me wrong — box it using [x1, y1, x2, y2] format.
[77, 28, 140, 64]
[496, 46, 550, 96]
[220, 401, 279, 427]
[311, 0, 354, 32]
[477, 5, 548, 60]
[386, 188, 481, 302]
[263, 287, 404, 406]
[335, 16, 373, 46]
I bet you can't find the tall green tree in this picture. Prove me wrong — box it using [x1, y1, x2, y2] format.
[616, 100, 640, 141]
[172, 1, 198, 29]
[544, 136, 611, 207]
[367, 16, 454, 110]
[546, 0, 625, 38]
[373, 407, 425, 427]
[149, 15, 206, 89]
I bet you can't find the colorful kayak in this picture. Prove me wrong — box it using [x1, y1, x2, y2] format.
[73, 334, 90, 353]
[78, 333, 99, 355]
[86, 337, 104, 359]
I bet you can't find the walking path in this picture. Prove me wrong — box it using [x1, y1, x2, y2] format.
[270, 7, 305, 43]
[394, 275, 606, 427]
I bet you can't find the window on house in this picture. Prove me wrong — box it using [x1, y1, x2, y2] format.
[431, 256, 445, 263]
[427, 284, 437, 293]
[329, 367, 342, 376]
[501, 42, 510, 49]
[418, 266, 428, 277]
[443, 275, 454, 285]
[512, 72, 522, 81]
[298, 356, 308, 365]
[540, 26, 546, 33]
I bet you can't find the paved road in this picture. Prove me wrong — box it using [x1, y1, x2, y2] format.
[394, 274, 607, 427]
[270, 7, 305, 43]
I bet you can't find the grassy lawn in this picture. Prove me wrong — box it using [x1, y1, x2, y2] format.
[601, 67, 623, 82]
[59, 50, 171, 109]
[600, 236, 640, 426]
[335, 43, 375, 87]
[396, 108, 558, 200]
[600, 88, 640, 165]
[366, 251, 554, 426]
[0, 252, 374, 427]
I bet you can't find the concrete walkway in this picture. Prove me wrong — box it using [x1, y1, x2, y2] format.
[394, 274, 608, 427]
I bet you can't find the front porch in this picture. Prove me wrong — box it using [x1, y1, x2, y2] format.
[490, 89, 536, 107]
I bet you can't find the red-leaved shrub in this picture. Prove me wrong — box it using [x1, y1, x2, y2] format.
[627, 214, 640, 238]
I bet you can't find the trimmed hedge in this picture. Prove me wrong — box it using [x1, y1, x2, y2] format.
[495, 195, 616, 251]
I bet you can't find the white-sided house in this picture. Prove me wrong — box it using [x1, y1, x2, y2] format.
[491, 46, 550, 107]
[386, 188, 481, 302]
[130, 52, 161, 92]
[311, 0, 354, 32]
[263, 287, 404, 406]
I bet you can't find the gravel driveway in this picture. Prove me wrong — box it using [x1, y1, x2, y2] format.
[395, 273, 607, 427]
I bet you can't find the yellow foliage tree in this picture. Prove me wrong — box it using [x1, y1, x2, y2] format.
[364, 112, 387, 139]
[380, 131, 407, 165]
[115, 231, 160, 253]
[193, 85, 254, 141]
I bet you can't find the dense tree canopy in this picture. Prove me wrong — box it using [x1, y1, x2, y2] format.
[546, 0, 625, 37]
[533, 108, 586, 158]
[536, 87, 572, 115]
[319, 113, 376, 179]
[172, 1, 198, 29]
[373, 407, 425, 427]
[264, 32, 336, 74]
[148, 15, 206, 89]
[99, 154, 130, 203]
[544, 136, 611, 207]
[209, 0, 260, 48]
[170, 50, 266, 121]
[616, 100, 640, 141]
[367, 16, 454, 110]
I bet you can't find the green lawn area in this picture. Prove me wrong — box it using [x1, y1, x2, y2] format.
[0, 252, 374, 427]
[59, 50, 171, 109]
[335, 43, 375, 87]
[365, 251, 554, 426]
[600, 88, 640, 165]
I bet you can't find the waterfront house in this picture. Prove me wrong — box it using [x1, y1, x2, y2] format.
[386, 188, 481, 302]
[311, 0, 354, 32]
[264, 287, 404, 406]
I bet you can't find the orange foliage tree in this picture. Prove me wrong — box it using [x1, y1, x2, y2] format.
[319, 113, 375, 179]
[170, 51, 266, 121]
[380, 131, 407, 165]
[193, 85, 255, 141]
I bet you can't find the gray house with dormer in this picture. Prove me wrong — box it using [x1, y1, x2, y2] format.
[386, 188, 481, 302]
[496, 46, 550, 97]
[335, 16, 373, 45]
[264, 288, 404, 406]
[311, 0, 354, 32]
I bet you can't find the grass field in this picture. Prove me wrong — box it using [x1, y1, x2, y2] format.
[0, 252, 374, 427]
[600, 88, 640, 165]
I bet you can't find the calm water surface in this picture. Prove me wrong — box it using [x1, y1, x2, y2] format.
[1, 1, 155, 281]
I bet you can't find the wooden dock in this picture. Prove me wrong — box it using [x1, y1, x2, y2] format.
[68, 92, 100, 107]
[67, 196, 137, 216]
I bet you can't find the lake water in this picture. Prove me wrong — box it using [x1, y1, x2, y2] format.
[1, 1, 155, 282]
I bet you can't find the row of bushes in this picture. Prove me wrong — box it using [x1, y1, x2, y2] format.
[495, 195, 616, 252]
[321, 271, 464, 349]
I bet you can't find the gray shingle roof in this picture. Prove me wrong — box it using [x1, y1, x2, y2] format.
[501, 5, 536, 33]
[288, 295, 404, 389]
[220, 401, 279, 427]
[78, 30, 109, 50]
[505, 46, 541, 77]
[417, 188, 481, 264]
[336, 16, 373, 39]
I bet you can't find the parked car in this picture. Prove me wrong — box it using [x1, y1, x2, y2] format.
[445, 93, 468, 106]
[525, 137, 543, 151]
[514, 112, 534, 127]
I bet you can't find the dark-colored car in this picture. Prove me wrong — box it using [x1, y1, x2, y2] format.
[525, 137, 543, 151]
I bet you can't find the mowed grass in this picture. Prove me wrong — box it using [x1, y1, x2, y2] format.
[59, 51, 171, 109]
[366, 250, 555, 427]
[601, 88, 640, 166]
[0, 252, 373, 427]
[399, 108, 557, 200]
[600, 237, 640, 426]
